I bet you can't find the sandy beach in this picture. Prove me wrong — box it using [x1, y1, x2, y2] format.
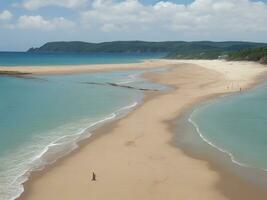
[8, 59, 267, 200]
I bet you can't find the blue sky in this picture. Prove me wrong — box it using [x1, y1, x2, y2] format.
[0, 0, 267, 51]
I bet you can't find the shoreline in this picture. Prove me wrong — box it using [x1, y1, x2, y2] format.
[16, 60, 267, 200]
[189, 94, 267, 172]
[18, 90, 158, 200]
[16, 75, 161, 200]
[181, 72, 267, 188]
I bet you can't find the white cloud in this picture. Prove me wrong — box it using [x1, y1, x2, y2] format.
[17, 15, 75, 30]
[3, 0, 267, 42]
[80, 0, 267, 38]
[0, 10, 13, 20]
[81, 0, 150, 31]
[22, 0, 88, 10]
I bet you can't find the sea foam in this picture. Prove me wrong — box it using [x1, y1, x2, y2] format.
[0, 101, 139, 200]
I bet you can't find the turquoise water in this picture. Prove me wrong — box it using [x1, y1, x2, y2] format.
[0, 69, 167, 200]
[0, 52, 165, 66]
[189, 81, 267, 175]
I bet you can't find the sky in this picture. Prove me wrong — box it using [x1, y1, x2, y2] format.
[0, 0, 267, 51]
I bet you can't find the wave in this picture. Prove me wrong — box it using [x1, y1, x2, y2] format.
[117, 73, 140, 84]
[188, 110, 267, 173]
[0, 101, 139, 200]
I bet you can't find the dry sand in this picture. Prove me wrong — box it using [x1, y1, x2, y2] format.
[13, 60, 267, 200]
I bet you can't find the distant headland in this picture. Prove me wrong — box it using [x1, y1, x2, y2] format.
[28, 41, 267, 64]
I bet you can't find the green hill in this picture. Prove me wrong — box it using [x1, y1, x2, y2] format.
[228, 47, 267, 64]
[28, 41, 184, 53]
[28, 41, 267, 59]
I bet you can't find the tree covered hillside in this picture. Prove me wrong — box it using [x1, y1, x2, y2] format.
[28, 41, 267, 57]
[228, 48, 267, 64]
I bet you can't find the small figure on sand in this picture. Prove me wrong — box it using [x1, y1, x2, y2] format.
[91, 172, 96, 181]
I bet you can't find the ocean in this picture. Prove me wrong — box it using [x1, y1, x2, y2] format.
[174, 80, 267, 186]
[0, 52, 167, 200]
[0, 52, 165, 66]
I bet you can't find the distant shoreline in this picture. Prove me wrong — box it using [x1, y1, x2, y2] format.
[0, 59, 172, 75]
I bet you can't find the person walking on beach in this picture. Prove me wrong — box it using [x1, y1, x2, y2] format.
[92, 172, 96, 181]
